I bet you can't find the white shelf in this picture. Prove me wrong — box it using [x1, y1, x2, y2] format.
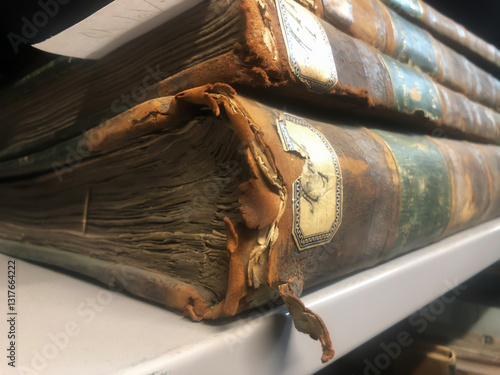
[1, 218, 499, 375]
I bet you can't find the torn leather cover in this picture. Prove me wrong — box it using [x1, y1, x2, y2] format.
[153, 84, 500, 363]
[3, 83, 500, 363]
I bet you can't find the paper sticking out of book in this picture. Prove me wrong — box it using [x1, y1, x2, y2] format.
[33, 0, 203, 59]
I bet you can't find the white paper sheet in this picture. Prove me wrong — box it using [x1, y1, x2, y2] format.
[33, 0, 204, 59]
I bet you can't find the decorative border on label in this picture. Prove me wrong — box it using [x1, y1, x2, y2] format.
[275, 0, 337, 94]
[277, 114, 343, 250]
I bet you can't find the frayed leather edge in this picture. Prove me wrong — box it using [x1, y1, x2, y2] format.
[279, 280, 335, 363]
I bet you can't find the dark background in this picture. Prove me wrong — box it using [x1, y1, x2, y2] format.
[0, 0, 499, 89]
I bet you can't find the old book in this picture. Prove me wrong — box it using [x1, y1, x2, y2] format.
[301, 0, 500, 110]
[2, 0, 499, 164]
[380, 0, 500, 73]
[1, 84, 500, 362]
[145, 0, 500, 145]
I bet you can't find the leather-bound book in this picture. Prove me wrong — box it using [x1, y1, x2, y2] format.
[380, 0, 500, 73]
[1, 84, 499, 362]
[1, 0, 499, 164]
[299, 0, 500, 110]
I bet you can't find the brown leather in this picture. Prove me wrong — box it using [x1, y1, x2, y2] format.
[162, 84, 500, 361]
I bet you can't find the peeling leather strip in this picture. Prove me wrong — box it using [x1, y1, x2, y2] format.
[171, 84, 286, 319]
[87, 98, 173, 152]
[279, 281, 335, 363]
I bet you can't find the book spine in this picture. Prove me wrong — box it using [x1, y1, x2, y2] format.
[209, 88, 500, 360]
[223, 94, 500, 291]
[312, 0, 500, 110]
[156, 0, 500, 144]
[380, 0, 500, 71]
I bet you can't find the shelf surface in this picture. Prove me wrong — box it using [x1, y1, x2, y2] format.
[1, 218, 499, 375]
